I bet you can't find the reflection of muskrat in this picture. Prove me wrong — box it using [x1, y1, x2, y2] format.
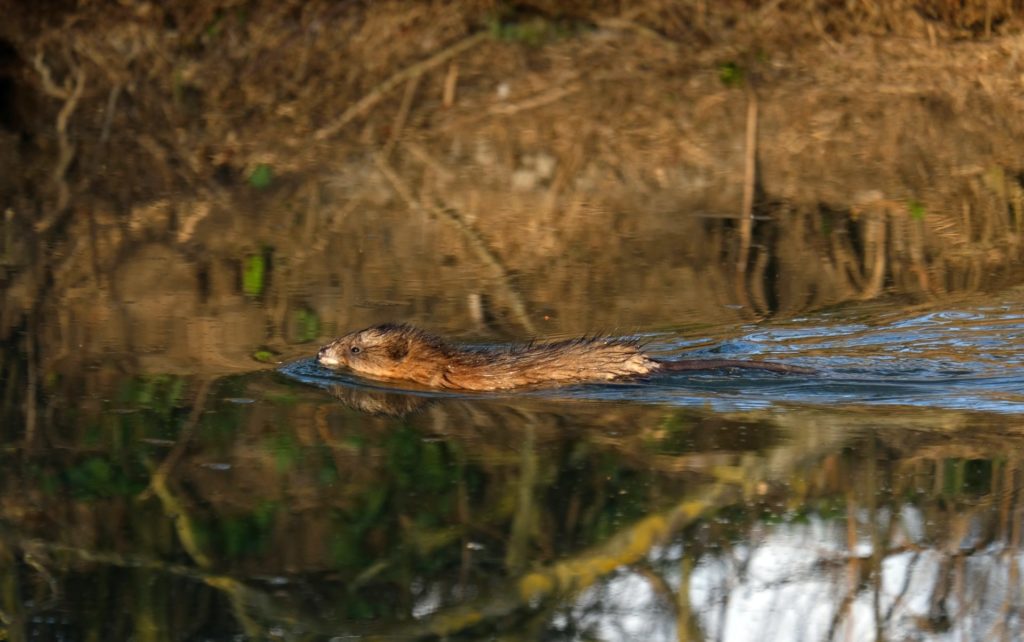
[317, 323, 812, 391]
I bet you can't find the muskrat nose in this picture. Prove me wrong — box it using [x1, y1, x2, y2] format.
[317, 345, 341, 367]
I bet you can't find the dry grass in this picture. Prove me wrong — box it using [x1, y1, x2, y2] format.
[5, 0, 1022, 219]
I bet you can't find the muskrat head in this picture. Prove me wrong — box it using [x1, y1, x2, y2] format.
[317, 323, 447, 383]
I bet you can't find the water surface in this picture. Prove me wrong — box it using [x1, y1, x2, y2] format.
[5, 277, 1024, 641]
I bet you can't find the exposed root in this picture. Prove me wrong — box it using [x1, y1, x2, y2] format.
[31, 52, 86, 232]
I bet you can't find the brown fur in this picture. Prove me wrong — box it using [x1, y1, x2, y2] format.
[317, 323, 811, 391]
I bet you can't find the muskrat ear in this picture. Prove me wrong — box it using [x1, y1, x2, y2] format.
[386, 338, 410, 361]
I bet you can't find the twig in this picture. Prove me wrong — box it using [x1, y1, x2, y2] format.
[99, 84, 121, 144]
[505, 425, 537, 574]
[381, 72, 422, 159]
[403, 141, 455, 182]
[636, 562, 680, 615]
[371, 152, 419, 210]
[740, 86, 758, 224]
[488, 83, 582, 115]
[32, 52, 71, 99]
[860, 212, 888, 300]
[32, 53, 86, 232]
[140, 379, 212, 499]
[748, 242, 770, 315]
[593, 17, 679, 48]
[734, 86, 759, 315]
[23, 314, 36, 449]
[314, 31, 488, 141]
[442, 62, 459, 108]
[13, 533, 211, 581]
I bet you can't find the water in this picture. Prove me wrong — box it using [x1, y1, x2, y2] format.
[4, 85, 1024, 642]
[4, 282, 1024, 640]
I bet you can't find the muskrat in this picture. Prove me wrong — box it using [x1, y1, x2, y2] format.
[316, 323, 812, 392]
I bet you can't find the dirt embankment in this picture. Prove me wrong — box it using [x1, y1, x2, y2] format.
[2, 1, 1024, 375]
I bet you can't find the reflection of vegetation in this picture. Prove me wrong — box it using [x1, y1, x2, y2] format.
[65, 457, 147, 499]
[568, 454, 655, 547]
[251, 348, 275, 363]
[330, 425, 471, 572]
[116, 375, 186, 411]
[389, 432, 1024, 640]
[44, 375, 195, 498]
[219, 502, 278, 559]
[0, 334, 27, 443]
[4, 363, 1024, 639]
[940, 457, 993, 496]
[248, 164, 273, 189]
[267, 433, 300, 472]
[289, 308, 320, 343]
[0, 384, 1019, 638]
[387, 426, 463, 499]
[242, 254, 266, 298]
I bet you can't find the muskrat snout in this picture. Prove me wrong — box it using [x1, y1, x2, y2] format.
[317, 343, 342, 368]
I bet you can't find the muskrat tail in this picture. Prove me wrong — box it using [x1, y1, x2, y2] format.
[655, 358, 816, 375]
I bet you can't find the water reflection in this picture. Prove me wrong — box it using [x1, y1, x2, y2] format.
[2, 353, 1023, 640]
[559, 454, 1024, 642]
[5, 262, 1024, 640]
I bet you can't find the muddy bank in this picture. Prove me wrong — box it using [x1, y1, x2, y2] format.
[2, 1, 1024, 376]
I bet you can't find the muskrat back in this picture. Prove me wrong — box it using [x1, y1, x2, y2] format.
[317, 323, 811, 391]
[317, 323, 657, 391]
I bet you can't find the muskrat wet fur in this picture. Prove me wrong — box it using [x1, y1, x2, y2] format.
[316, 323, 812, 392]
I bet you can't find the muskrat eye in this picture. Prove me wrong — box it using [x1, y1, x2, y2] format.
[350, 346, 361, 355]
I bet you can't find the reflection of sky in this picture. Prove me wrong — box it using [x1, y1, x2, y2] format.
[564, 512, 1023, 641]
